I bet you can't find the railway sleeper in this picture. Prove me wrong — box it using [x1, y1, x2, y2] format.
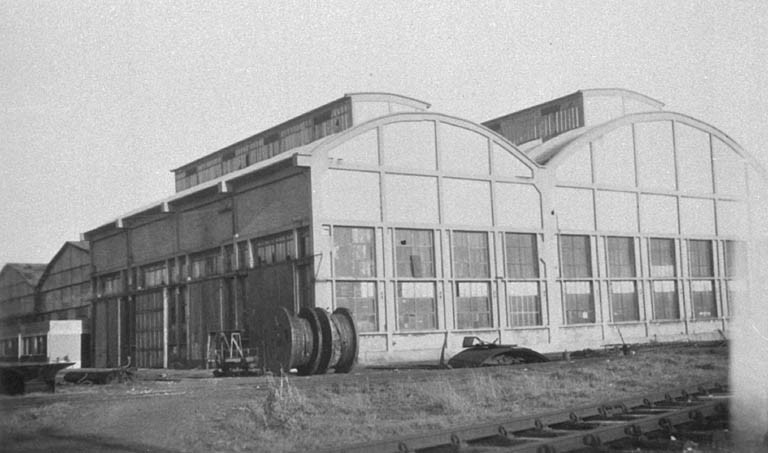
[332, 385, 728, 453]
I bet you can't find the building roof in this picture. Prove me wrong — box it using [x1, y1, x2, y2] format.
[171, 92, 430, 172]
[527, 110, 760, 172]
[525, 126, 592, 165]
[86, 108, 540, 238]
[35, 241, 92, 291]
[67, 240, 90, 252]
[86, 134, 336, 236]
[483, 88, 663, 126]
[4, 263, 47, 287]
[580, 88, 664, 108]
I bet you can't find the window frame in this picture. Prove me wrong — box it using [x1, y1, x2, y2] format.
[558, 234, 596, 325]
[605, 236, 640, 323]
[687, 239, 717, 319]
[451, 230, 493, 330]
[332, 226, 379, 332]
[648, 237, 680, 321]
[394, 228, 438, 332]
[504, 232, 543, 327]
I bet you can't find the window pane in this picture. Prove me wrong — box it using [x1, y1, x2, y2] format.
[455, 282, 491, 329]
[336, 281, 377, 332]
[237, 241, 250, 269]
[334, 227, 375, 278]
[224, 245, 235, 272]
[563, 281, 594, 324]
[607, 237, 635, 278]
[650, 239, 676, 277]
[691, 280, 716, 318]
[395, 229, 435, 278]
[191, 249, 220, 278]
[505, 233, 538, 278]
[453, 232, 489, 278]
[508, 281, 541, 326]
[397, 282, 436, 331]
[652, 280, 679, 320]
[560, 235, 591, 278]
[688, 240, 713, 277]
[610, 281, 639, 322]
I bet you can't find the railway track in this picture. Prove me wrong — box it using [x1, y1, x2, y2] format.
[328, 383, 730, 453]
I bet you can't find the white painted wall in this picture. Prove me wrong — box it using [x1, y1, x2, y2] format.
[385, 174, 439, 224]
[441, 178, 492, 226]
[321, 169, 381, 222]
[494, 183, 542, 229]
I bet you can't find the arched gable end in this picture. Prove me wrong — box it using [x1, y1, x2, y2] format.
[313, 112, 542, 228]
[547, 111, 759, 199]
[318, 112, 539, 178]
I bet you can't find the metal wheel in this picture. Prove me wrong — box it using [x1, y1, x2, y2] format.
[296, 307, 322, 376]
[332, 307, 358, 373]
[313, 308, 334, 375]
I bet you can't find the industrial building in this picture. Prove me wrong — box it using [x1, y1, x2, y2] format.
[0, 242, 91, 367]
[0, 263, 46, 360]
[77, 89, 761, 369]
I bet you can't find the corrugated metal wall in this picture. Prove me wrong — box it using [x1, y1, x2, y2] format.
[135, 291, 164, 368]
[243, 263, 295, 344]
[188, 280, 222, 362]
[93, 297, 119, 368]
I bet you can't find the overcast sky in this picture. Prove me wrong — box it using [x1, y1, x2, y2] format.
[2, 1, 767, 265]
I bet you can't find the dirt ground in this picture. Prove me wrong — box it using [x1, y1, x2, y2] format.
[0, 344, 729, 452]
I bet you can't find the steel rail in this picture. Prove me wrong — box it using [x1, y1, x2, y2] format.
[328, 383, 728, 453]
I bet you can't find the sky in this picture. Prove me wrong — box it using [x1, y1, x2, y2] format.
[1, 0, 768, 265]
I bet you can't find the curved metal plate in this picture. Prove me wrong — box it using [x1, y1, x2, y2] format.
[332, 307, 358, 373]
[447, 345, 549, 368]
[264, 307, 302, 374]
[313, 307, 334, 374]
[296, 307, 322, 376]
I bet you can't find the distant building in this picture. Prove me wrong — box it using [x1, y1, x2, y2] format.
[0, 263, 46, 360]
[0, 242, 92, 366]
[35, 241, 92, 323]
[78, 89, 762, 368]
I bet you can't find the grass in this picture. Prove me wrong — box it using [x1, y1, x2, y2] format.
[187, 346, 729, 452]
[0, 345, 729, 453]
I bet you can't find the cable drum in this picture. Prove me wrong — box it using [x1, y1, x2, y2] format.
[263, 306, 359, 375]
[296, 307, 323, 376]
[265, 307, 315, 375]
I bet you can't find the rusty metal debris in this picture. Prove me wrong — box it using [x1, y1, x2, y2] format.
[447, 336, 549, 368]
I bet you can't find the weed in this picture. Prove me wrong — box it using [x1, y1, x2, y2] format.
[261, 375, 312, 430]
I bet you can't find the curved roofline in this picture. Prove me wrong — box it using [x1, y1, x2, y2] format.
[345, 92, 431, 109]
[580, 88, 664, 109]
[309, 111, 541, 169]
[538, 111, 766, 178]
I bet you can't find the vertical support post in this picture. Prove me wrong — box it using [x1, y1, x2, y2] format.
[117, 296, 122, 367]
[163, 287, 169, 369]
[185, 282, 191, 362]
[217, 279, 223, 332]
